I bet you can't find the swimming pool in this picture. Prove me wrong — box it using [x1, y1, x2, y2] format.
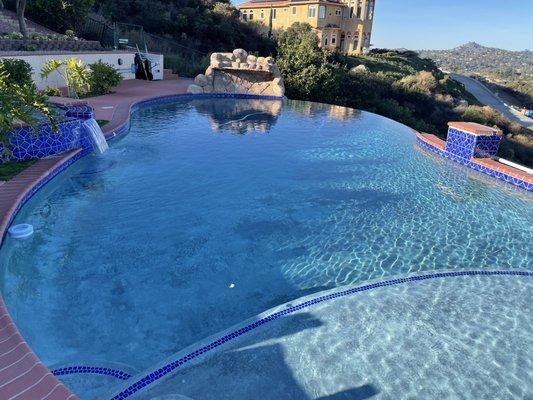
[0, 98, 531, 397]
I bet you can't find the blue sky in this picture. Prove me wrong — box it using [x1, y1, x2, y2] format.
[371, 0, 533, 50]
[232, 0, 533, 50]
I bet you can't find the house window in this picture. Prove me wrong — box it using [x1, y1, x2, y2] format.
[241, 11, 248, 21]
[356, 0, 363, 19]
[292, 6, 297, 14]
[331, 34, 337, 45]
[308, 5, 316, 18]
[367, 0, 374, 19]
[335, 8, 342, 16]
[349, 6, 354, 18]
[272, 8, 277, 19]
[324, 35, 329, 46]
[260, 9, 264, 18]
[249, 10, 254, 20]
[319, 5, 326, 19]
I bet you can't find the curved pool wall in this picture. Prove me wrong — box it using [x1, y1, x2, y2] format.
[0, 93, 531, 400]
[123, 270, 532, 400]
[105, 270, 532, 400]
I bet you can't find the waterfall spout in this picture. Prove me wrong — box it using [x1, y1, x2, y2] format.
[83, 118, 109, 154]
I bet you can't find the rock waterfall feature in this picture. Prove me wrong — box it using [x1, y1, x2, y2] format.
[188, 49, 285, 97]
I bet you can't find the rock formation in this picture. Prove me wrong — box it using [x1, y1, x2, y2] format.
[188, 49, 285, 97]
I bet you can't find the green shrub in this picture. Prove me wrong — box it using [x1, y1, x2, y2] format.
[164, 54, 209, 78]
[8, 31, 23, 40]
[42, 86, 62, 97]
[0, 59, 33, 86]
[88, 61, 122, 95]
[65, 30, 75, 39]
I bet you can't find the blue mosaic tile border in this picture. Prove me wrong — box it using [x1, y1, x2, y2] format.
[52, 366, 132, 380]
[108, 269, 532, 400]
[417, 135, 532, 191]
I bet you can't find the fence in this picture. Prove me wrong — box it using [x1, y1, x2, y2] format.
[74, 18, 209, 77]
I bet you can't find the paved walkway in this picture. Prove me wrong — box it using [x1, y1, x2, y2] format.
[450, 73, 533, 130]
[0, 78, 191, 400]
[49, 79, 192, 135]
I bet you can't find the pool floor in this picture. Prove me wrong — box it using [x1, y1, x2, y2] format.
[128, 273, 532, 400]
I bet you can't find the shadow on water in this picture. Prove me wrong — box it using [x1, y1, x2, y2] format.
[317, 385, 379, 400]
[140, 312, 379, 400]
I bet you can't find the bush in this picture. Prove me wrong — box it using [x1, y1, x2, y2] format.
[0, 59, 33, 86]
[0, 64, 57, 153]
[164, 54, 209, 78]
[87, 61, 122, 95]
[277, 23, 342, 102]
[42, 86, 62, 97]
[8, 31, 23, 40]
[396, 71, 438, 96]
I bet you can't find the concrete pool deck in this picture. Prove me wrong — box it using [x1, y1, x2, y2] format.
[0, 79, 192, 400]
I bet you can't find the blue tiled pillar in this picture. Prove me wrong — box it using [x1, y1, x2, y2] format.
[445, 122, 502, 161]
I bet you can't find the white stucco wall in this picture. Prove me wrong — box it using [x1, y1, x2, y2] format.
[0, 51, 136, 89]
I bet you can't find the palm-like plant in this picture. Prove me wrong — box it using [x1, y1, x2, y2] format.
[41, 58, 91, 98]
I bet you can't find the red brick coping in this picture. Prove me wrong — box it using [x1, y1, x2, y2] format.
[0, 151, 82, 400]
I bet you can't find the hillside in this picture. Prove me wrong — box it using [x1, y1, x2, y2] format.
[419, 42, 533, 109]
[277, 25, 532, 167]
[418, 42, 533, 75]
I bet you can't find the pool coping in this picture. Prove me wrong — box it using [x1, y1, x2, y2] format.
[105, 269, 533, 400]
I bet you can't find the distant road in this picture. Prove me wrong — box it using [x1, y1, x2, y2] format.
[449, 73, 533, 131]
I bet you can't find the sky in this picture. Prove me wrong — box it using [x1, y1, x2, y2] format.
[371, 0, 533, 50]
[232, 0, 533, 51]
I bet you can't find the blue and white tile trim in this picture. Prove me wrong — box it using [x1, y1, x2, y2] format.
[52, 366, 132, 381]
[417, 135, 533, 191]
[108, 270, 533, 400]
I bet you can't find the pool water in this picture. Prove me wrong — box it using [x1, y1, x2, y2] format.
[0, 99, 531, 383]
[136, 273, 533, 400]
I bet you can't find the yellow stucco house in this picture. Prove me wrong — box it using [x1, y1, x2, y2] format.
[237, 0, 376, 54]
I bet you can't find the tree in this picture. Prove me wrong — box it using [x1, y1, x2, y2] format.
[27, 0, 95, 32]
[276, 23, 342, 102]
[16, 0, 27, 38]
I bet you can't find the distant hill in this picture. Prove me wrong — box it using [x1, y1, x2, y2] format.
[418, 42, 533, 75]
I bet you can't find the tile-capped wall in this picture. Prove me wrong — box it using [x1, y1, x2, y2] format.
[0, 104, 97, 164]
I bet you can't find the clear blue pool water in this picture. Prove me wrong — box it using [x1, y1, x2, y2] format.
[137, 274, 533, 400]
[0, 99, 531, 390]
